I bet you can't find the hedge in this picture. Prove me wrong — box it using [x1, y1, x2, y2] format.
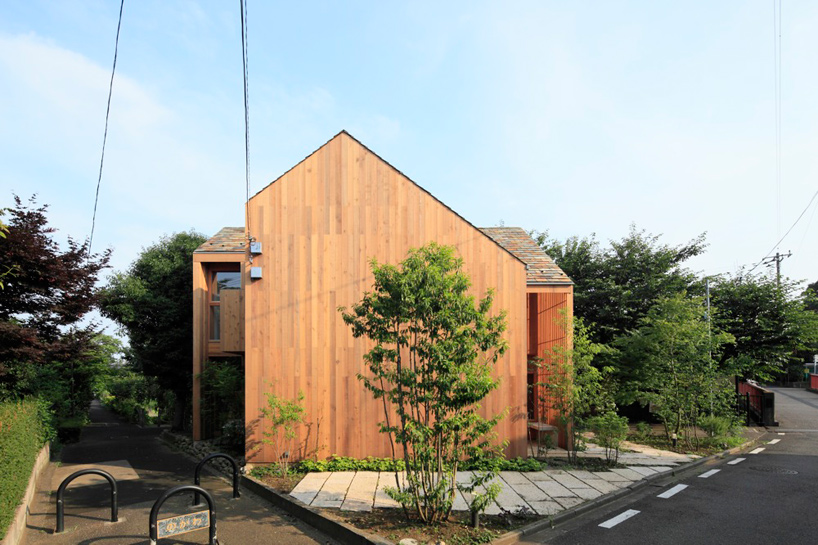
[0, 399, 52, 539]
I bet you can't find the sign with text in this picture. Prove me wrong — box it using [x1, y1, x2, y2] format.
[157, 510, 210, 538]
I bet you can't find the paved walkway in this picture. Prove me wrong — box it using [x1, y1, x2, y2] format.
[290, 448, 695, 517]
[21, 401, 333, 545]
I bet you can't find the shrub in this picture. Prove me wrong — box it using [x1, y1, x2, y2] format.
[260, 390, 305, 475]
[634, 421, 652, 439]
[0, 398, 51, 538]
[698, 414, 733, 438]
[589, 412, 629, 465]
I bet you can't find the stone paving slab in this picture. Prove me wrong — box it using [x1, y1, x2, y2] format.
[627, 465, 659, 477]
[550, 473, 591, 489]
[492, 475, 530, 512]
[610, 467, 646, 481]
[291, 471, 331, 504]
[531, 480, 577, 498]
[341, 471, 379, 511]
[582, 479, 620, 494]
[525, 470, 554, 482]
[566, 469, 597, 481]
[312, 472, 355, 508]
[591, 470, 632, 482]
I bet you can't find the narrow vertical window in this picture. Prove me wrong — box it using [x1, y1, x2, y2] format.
[209, 271, 241, 341]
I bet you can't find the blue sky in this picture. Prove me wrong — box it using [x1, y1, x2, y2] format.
[2, 1, 817, 293]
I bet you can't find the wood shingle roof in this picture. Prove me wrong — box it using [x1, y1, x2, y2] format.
[194, 227, 245, 253]
[479, 227, 572, 286]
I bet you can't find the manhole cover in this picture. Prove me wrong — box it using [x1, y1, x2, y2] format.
[749, 465, 798, 475]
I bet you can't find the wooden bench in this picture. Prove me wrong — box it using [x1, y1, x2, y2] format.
[527, 421, 558, 446]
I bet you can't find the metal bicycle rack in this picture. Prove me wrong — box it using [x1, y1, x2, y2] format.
[149, 485, 218, 545]
[55, 468, 118, 533]
[193, 453, 241, 506]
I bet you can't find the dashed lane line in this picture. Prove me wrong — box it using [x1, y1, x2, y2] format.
[728, 458, 746, 465]
[657, 484, 688, 499]
[699, 469, 721, 479]
[750, 447, 766, 454]
[599, 509, 640, 529]
[768, 439, 781, 445]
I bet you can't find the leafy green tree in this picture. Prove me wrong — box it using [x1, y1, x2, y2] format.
[340, 242, 508, 524]
[0, 195, 111, 417]
[802, 280, 818, 314]
[536, 226, 706, 345]
[100, 231, 206, 429]
[618, 294, 733, 444]
[710, 273, 818, 381]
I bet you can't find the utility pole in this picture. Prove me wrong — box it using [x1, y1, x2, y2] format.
[762, 251, 792, 286]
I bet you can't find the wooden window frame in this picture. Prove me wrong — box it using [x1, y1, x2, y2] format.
[207, 264, 241, 344]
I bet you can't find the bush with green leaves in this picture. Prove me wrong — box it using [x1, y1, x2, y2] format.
[588, 412, 629, 465]
[634, 421, 652, 441]
[278, 455, 549, 475]
[340, 243, 508, 524]
[0, 398, 53, 538]
[698, 414, 736, 438]
[260, 389, 306, 475]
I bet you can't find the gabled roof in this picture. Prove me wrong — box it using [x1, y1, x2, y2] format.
[194, 227, 245, 253]
[249, 130, 528, 268]
[479, 227, 573, 286]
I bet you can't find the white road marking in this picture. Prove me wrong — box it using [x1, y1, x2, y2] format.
[768, 439, 781, 444]
[599, 509, 640, 529]
[728, 458, 746, 465]
[778, 432, 785, 435]
[657, 484, 688, 499]
[750, 447, 765, 454]
[699, 469, 721, 479]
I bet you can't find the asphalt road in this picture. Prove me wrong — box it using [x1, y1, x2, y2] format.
[524, 387, 818, 545]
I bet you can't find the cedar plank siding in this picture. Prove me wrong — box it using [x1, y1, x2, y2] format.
[526, 286, 574, 447]
[244, 132, 529, 462]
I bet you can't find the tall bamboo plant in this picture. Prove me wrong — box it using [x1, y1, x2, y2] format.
[340, 243, 508, 524]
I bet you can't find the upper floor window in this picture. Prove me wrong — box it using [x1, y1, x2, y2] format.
[210, 270, 241, 341]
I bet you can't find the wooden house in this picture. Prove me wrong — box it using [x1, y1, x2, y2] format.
[192, 131, 573, 463]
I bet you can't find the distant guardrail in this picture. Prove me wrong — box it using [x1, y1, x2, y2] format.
[737, 380, 778, 427]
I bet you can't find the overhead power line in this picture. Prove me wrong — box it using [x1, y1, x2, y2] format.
[88, 0, 125, 257]
[240, 0, 251, 233]
[749, 187, 818, 274]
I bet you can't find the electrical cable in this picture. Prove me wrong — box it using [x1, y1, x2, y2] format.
[240, 0, 251, 235]
[88, 0, 125, 257]
[749, 187, 818, 274]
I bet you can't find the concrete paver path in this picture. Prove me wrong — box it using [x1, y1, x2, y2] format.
[289, 449, 692, 517]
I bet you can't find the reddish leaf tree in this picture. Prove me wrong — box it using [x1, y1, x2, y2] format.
[0, 195, 111, 404]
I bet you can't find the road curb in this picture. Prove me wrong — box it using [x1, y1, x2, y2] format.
[490, 433, 768, 544]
